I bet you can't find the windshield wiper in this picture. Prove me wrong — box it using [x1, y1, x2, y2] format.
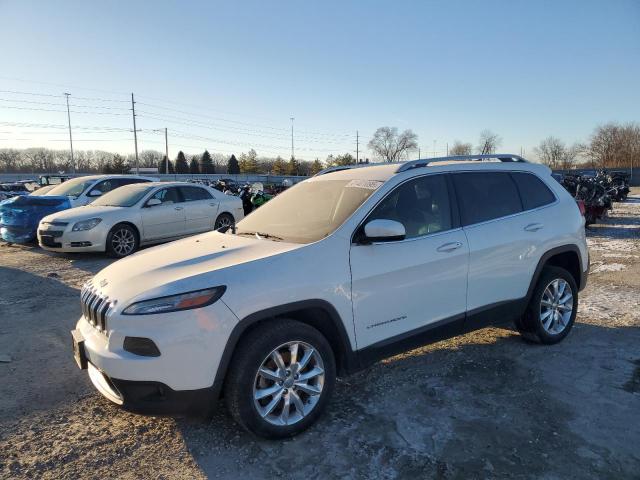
[235, 231, 284, 241]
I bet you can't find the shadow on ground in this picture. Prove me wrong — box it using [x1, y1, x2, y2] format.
[180, 322, 640, 479]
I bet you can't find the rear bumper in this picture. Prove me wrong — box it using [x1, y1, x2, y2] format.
[579, 252, 590, 291]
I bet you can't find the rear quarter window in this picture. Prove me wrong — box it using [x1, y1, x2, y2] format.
[452, 172, 522, 226]
[511, 172, 556, 210]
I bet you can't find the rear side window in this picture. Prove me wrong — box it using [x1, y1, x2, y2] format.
[453, 172, 522, 226]
[179, 186, 213, 201]
[511, 172, 555, 210]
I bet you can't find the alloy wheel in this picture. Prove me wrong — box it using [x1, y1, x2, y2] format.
[111, 228, 135, 256]
[253, 341, 325, 426]
[215, 215, 232, 230]
[539, 278, 573, 335]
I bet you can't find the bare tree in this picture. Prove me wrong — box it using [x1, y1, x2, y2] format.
[477, 130, 502, 154]
[368, 127, 418, 162]
[534, 136, 566, 169]
[449, 140, 473, 156]
[588, 122, 640, 169]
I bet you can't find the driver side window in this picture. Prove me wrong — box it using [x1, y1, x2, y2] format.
[368, 174, 452, 239]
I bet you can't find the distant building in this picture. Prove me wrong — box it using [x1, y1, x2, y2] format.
[130, 167, 159, 174]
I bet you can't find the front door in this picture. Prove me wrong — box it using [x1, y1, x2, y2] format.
[141, 187, 186, 240]
[350, 174, 469, 350]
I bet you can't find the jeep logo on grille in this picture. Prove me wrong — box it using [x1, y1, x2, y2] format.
[99, 279, 108, 288]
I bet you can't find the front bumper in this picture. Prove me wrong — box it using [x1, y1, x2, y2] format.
[86, 362, 216, 415]
[75, 298, 239, 413]
[38, 224, 107, 252]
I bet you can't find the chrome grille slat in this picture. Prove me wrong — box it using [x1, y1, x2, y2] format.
[80, 283, 109, 332]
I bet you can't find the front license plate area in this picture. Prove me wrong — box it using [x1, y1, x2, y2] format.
[71, 329, 88, 370]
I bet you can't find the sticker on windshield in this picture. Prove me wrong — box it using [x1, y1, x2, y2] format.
[345, 180, 383, 190]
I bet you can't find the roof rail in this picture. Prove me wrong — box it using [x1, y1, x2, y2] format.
[313, 164, 373, 177]
[395, 153, 527, 173]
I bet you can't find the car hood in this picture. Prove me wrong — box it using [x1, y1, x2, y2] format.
[0, 195, 72, 242]
[91, 231, 304, 307]
[42, 205, 125, 223]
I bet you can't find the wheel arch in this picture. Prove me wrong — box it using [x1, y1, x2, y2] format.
[213, 300, 358, 397]
[526, 245, 584, 303]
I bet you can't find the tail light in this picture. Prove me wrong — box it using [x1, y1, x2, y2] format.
[576, 199, 586, 216]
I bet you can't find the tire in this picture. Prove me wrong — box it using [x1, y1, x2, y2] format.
[106, 223, 139, 258]
[224, 319, 336, 439]
[214, 213, 234, 231]
[516, 266, 578, 344]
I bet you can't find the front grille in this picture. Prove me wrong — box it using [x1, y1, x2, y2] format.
[81, 283, 110, 332]
[41, 221, 69, 227]
[39, 230, 63, 247]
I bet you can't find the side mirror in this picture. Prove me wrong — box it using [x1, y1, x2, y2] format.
[362, 219, 405, 243]
[146, 198, 162, 207]
[88, 189, 102, 197]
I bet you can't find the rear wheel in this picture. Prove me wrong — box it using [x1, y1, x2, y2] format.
[224, 319, 336, 438]
[516, 266, 578, 344]
[106, 223, 139, 258]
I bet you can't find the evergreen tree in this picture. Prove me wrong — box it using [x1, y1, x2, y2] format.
[200, 150, 214, 174]
[189, 155, 200, 174]
[175, 151, 189, 174]
[310, 158, 324, 175]
[287, 156, 300, 176]
[102, 161, 113, 174]
[227, 154, 240, 174]
[239, 149, 258, 173]
[271, 156, 286, 175]
[111, 154, 128, 173]
[158, 156, 169, 174]
[168, 159, 175, 174]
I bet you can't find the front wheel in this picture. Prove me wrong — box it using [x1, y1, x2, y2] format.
[516, 266, 578, 344]
[224, 319, 336, 438]
[106, 223, 139, 258]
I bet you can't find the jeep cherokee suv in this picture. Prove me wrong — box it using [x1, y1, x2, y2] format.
[72, 154, 588, 438]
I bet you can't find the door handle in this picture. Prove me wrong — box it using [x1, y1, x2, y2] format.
[210, 203, 217, 207]
[524, 223, 544, 232]
[174, 206, 184, 211]
[437, 241, 462, 253]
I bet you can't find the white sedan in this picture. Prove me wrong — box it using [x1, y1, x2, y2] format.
[38, 182, 244, 257]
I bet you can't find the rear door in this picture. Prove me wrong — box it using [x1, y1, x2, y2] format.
[452, 171, 537, 323]
[178, 186, 219, 233]
[350, 174, 469, 350]
[140, 187, 186, 240]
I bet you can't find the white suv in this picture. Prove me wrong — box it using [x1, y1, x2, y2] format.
[71, 154, 589, 438]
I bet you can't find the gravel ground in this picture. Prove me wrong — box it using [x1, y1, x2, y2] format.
[1, 192, 639, 479]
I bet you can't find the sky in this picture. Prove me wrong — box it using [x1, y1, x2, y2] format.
[0, 0, 638, 162]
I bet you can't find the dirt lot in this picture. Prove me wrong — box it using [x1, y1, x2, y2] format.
[1, 192, 639, 479]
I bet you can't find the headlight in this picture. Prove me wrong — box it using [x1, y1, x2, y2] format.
[122, 286, 226, 315]
[72, 218, 102, 231]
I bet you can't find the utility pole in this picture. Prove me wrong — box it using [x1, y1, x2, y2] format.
[433, 139, 436, 158]
[290, 117, 295, 159]
[131, 93, 139, 175]
[446, 142, 449, 156]
[418, 146, 421, 159]
[64, 93, 75, 174]
[164, 128, 169, 174]
[356, 130, 359, 163]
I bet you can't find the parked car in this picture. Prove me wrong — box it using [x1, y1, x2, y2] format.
[39, 174, 71, 187]
[39, 182, 244, 257]
[0, 182, 30, 201]
[0, 175, 154, 243]
[71, 154, 589, 438]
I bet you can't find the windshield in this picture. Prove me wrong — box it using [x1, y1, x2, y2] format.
[235, 179, 382, 243]
[47, 177, 95, 197]
[92, 184, 155, 207]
